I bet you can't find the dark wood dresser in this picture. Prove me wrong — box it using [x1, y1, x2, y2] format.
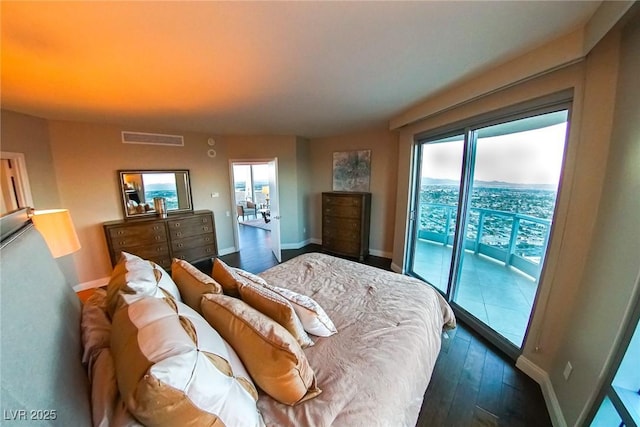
[322, 192, 371, 261]
[103, 210, 217, 270]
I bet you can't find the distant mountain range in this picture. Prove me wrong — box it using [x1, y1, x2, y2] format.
[422, 177, 557, 190]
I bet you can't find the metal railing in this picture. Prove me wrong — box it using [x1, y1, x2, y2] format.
[417, 203, 552, 280]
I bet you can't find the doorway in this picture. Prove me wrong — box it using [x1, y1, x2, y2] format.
[407, 105, 570, 358]
[1, 152, 33, 215]
[230, 159, 281, 264]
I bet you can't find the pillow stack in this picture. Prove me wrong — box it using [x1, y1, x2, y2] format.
[106, 252, 264, 427]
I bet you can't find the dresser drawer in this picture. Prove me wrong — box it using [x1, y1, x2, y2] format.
[322, 237, 362, 256]
[323, 226, 360, 242]
[323, 194, 362, 208]
[323, 216, 361, 231]
[171, 233, 215, 252]
[108, 223, 167, 250]
[167, 215, 214, 240]
[111, 243, 171, 267]
[172, 244, 216, 262]
[323, 205, 361, 219]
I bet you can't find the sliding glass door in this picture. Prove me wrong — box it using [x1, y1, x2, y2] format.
[408, 106, 569, 355]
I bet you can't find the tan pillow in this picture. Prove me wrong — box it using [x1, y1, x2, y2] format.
[171, 258, 222, 313]
[211, 258, 241, 297]
[110, 295, 263, 427]
[238, 281, 314, 348]
[201, 294, 321, 406]
[265, 284, 337, 337]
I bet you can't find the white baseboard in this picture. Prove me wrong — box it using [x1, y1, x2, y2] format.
[73, 276, 110, 292]
[369, 249, 392, 259]
[309, 237, 322, 245]
[390, 262, 403, 273]
[516, 356, 566, 427]
[281, 239, 312, 250]
[218, 246, 237, 256]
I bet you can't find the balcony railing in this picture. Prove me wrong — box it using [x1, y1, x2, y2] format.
[417, 203, 552, 280]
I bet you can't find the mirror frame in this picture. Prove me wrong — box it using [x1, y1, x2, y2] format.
[118, 169, 193, 219]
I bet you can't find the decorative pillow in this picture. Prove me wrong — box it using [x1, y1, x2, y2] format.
[110, 295, 264, 427]
[171, 258, 222, 314]
[81, 290, 140, 427]
[233, 267, 268, 287]
[201, 294, 322, 406]
[151, 261, 182, 301]
[265, 284, 337, 337]
[106, 252, 180, 316]
[211, 258, 242, 297]
[238, 281, 314, 348]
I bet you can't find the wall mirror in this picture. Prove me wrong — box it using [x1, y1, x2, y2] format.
[119, 170, 193, 219]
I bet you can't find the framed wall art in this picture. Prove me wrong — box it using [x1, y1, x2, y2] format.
[332, 150, 371, 192]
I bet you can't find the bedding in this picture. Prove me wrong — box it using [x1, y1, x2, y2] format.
[1, 209, 454, 427]
[255, 253, 455, 427]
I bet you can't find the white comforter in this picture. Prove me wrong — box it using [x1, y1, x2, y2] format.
[256, 253, 455, 427]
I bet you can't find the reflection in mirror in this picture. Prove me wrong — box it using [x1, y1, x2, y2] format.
[119, 170, 193, 219]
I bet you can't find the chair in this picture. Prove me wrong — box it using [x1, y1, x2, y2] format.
[236, 200, 257, 221]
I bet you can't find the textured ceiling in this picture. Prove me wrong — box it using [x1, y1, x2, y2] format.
[1, 1, 601, 138]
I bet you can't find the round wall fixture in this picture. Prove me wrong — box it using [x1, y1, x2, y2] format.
[207, 149, 217, 158]
[207, 137, 216, 146]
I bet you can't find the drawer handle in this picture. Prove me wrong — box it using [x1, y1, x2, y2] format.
[119, 240, 126, 245]
[206, 248, 212, 253]
[174, 223, 181, 227]
[202, 218, 207, 223]
[117, 231, 124, 236]
[180, 255, 186, 259]
[155, 236, 161, 241]
[177, 243, 183, 248]
[176, 232, 182, 237]
[156, 247, 162, 252]
[203, 226, 209, 231]
[153, 225, 160, 231]
[205, 237, 211, 242]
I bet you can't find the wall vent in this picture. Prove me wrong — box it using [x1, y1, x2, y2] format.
[121, 131, 184, 147]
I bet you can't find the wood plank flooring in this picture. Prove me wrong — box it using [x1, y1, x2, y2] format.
[199, 224, 552, 427]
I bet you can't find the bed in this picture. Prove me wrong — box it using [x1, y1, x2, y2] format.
[0, 208, 455, 427]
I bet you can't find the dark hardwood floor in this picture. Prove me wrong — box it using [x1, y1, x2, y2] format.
[199, 224, 552, 427]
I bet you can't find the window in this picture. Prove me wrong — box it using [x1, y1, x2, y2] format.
[591, 296, 640, 426]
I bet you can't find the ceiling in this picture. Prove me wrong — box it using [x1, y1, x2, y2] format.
[1, 1, 601, 139]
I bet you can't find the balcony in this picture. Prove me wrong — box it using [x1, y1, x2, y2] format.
[413, 204, 551, 346]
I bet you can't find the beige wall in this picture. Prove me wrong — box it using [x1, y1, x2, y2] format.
[1, 121, 311, 284]
[308, 127, 398, 257]
[1, 110, 61, 208]
[551, 15, 640, 425]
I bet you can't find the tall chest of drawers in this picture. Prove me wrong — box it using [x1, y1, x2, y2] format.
[103, 210, 217, 270]
[322, 192, 371, 261]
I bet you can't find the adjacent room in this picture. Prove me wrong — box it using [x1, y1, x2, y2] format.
[1, 2, 639, 426]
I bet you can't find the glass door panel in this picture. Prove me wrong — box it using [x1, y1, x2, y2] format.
[409, 134, 464, 293]
[453, 112, 568, 346]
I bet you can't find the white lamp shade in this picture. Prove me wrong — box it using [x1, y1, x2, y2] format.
[32, 209, 81, 258]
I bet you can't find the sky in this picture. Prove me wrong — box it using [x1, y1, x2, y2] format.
[421, 122, 568, 185]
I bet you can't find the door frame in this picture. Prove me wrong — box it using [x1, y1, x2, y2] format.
[228, 158, 281, 261]
[404, 97, 574, 359]
[0, 151, 34, 213]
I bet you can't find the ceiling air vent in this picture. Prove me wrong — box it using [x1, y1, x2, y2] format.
[121, 131, 184, 147]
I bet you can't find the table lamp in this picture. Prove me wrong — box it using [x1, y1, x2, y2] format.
[262, 186, 270, 207]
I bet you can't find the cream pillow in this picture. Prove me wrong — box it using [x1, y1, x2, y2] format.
[151, 261, 182, 301]
[110, 295, 264, 427]
[238, 281, 314, 348]
[265, 284, 337, 337]
[233, 267, 268, 286]
[201, 294, 321, 406]
[106, 252, 161, 316]
[171, 258, 222, 313]
[211, 258, 242, 297]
